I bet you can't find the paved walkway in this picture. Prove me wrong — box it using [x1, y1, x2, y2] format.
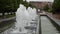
[41, 16, 60, 34]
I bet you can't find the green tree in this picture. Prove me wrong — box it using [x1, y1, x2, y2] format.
[0, 0, 9, 16]
[52, 0, 60, 14]
[21, 0, 36, 8]
[44, 4, 52, 13]
[44, 5, 49, 11]
[0, 0, 21, 16]
[0, 0, 36, 16]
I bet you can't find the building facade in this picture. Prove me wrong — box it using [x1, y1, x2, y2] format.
[30, 1, 53, 9]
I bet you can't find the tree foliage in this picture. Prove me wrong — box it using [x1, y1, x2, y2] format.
[0, 0, 36, 16]
[0, 0, 19, 13]
[21, 0, 36, 8]
[0, 0, 36, 13]
[44, 5, 49, 11]
[52, 0, 60, 14]
[0, 0, 21, 16]
[43, 4, 52, 13]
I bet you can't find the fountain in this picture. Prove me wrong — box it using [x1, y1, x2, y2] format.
[27, 7, 38, 20]
[9, 3, 38, 34]
[32, 8, 37, 19]
[16, 4, 30, 29]
[10, 4, 31, 34]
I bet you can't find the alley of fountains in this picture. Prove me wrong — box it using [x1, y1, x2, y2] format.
[8, 4, 39, 34]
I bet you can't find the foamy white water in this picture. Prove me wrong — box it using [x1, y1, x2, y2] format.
[9, 4, 38, 34]
[16, 4, 31, 30]
[27, 7, 37, 20]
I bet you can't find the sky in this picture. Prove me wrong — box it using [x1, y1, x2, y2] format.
[26, 0, 54, 2]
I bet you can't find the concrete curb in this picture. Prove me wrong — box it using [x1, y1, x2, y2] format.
[36, 15, 41, 34]
[46, 12, 60, 32]
[0, 17, 16, 23]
